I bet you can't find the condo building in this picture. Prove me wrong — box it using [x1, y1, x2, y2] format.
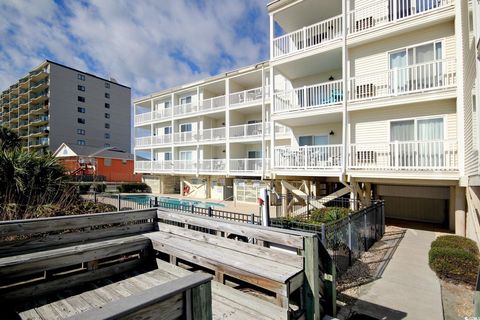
[134, 0, 479, 235]
[0, 60, 131, 153]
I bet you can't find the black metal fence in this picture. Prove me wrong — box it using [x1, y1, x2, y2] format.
[270, 200, 385, 275]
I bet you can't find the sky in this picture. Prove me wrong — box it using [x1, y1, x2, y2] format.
[0, 0, 270, 98]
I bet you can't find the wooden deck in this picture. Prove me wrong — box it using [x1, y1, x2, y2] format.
[12, 259, 286, 320]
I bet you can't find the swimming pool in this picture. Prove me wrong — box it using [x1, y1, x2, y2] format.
[118, 195, 225, 209]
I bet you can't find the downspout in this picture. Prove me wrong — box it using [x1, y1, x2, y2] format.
[340, 0, 349, 189]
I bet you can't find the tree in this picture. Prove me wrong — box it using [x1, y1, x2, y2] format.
[0, 126, 21, 150]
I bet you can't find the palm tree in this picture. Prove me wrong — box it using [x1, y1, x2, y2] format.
[0, 126, 21, 150]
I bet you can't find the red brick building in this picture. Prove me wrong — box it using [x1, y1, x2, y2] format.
[53, 143, 141, 182]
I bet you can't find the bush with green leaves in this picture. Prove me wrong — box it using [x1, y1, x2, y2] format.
[78, 184, 91, 194]
[429, 235, 479, 286]
[117, 182, 150, 193]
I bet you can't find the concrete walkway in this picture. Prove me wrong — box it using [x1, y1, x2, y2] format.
[351, 228, 443, 320]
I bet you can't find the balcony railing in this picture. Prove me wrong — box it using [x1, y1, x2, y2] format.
[274, 145, 343, 170]
[30, 115, 49, 123]
[230, 123, 264, 139]
[173, 160, 196, 172]
[135, 161, 152, 171]
[174, 132, 196, 144]
[153, 134, 173, 146]
[135, 112, 152, 125]
[154, 108, 172, 119]
[229, 158, 266, 174]
[199, 159, 226, 173]
[198, 127, 226, 142]
[135, 136, 151, 148]
[274, 80, 343, 114]
[349, 140, 458, 171]
[349, 0, 454, 34]
[348, 59, 456, 101]
[152, 161, 173, 172]
[174, 103, 197, 116]
[229, 87, 265, 106]
[200, 95, 226, 112]
[272, 14, 343, 59]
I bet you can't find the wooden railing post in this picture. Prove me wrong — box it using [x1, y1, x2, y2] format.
[117, 194, 121, 212]
[191, 281, 212, 319]
[303, 235, 320, 320]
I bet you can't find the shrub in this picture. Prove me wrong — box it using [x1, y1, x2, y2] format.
[93, 183, 106, 193]
[429, 235, 480, 286]
[78, 184, 91, 194]
[117, 183, 150, 193]
[307, 207, 351, 224]
[431, 235, 479, 255]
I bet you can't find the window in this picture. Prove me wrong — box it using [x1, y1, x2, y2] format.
[180, 151, 193, 161]
[105, 82, 110, 89]
[104, 143, 110, 147]
[248, 151, 262, 159]
[77, 74, 85, 81]
[77, 85, 85, 91]
[165, 101, 171, 108]
[104, 158, 112, 166]
[390, 118, 444, 142]
[105, 133, 110, 139]
[180, 123, 192, 132]
[105, 123, 110, 129]
[77, 118, 85, 124]
[77, 107, 86, 113]
[164, 126, 172, 135]
[77, 129, 85, 135]
[299, 135, 328, 146]
[180, 96, 192, 105]
[164, 152, 172, 161]
[77, 140, 85, 146]
[105, 113, 110, 119]
[122, 159, 127, 165]
[105, 103, 110, 109]
[78, 96, 85, 102]
[105, 93, 110, 99]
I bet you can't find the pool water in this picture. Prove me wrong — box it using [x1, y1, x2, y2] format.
[119, 195, 225, 209]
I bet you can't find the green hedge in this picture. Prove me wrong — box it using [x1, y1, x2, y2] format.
[117, 183, 150, 193]
[78, 184, 91, 194]
[429, 235, 479, 286]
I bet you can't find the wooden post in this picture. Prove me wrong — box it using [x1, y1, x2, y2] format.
[191, 281, 212, 320]
[117, 194, 121, 211]
[303, 236, 320, 320]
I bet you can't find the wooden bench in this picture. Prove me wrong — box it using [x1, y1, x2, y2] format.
[151, 210, 320, 317]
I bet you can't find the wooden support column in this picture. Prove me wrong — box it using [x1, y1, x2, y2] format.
[455, 186, 466, 236]
[304, 236, 320, 320]
[282, 180, 288, 217]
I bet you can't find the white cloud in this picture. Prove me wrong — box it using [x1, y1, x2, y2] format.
[0, 0, 269, 97]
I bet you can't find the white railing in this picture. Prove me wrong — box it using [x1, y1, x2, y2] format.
[349, 140, 458, 171]
[200, 95, 226, 112]
[229, 123, 264, 139]
[349, 0, 454, 34]
[274, 145, 343, 170]
[154, 108, 172, 120]
[135, 112, 152, 125]
[198, 127, 226, 142]
[273, 14, 343, 58]
[152, 161, 172, 172]
[349, 59, 456, 101]
[135, 136, 151, 148]
[275, 123, 292, 136]
[274, 80, 343, 113]
[199, 159, 226, 173]
[174, 132, 196, 143]
[135, 161, 152, 171]
[152, 134, 172, 146]
[229, 87, 264, 106]
[174, 103, 198, 116]
[229, 159, 265, 174]
[173, 160, 196, 172]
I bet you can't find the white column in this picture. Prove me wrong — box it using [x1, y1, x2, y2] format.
[226, 78, 230, 175]
[269, 14, 274, 60]
[455, 186, 466, 236]
[341, 0, 349, 177]
[261, 64, 266, 179]
[270, 66, 275, 176]
[171, 93, 175, 173]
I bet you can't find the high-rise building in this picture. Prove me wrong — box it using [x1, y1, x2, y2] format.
[1, 60, 131, 153]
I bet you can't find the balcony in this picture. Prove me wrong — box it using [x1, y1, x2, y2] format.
[198, 127, 226, 143]
[135, 112, 153, 126]
[229, 123, 264, 140]
[274, 145, 343, 172]
[30, 91, 48, 103]
[173, 103, 197, 117]
[173, 160, 196, 173]
[30, 126, 49, 136]
[134, 108, 174, 126]
[273, 80, 343, 114]
[30, 78, 49, 91]
[348, 140, 458, 172]
[174, 132, 196, 144]
[30, 115, 49, 125]
[229, 87, 265, 107]
[348, 0, 454, 35]
[199, 159, 226, 173]
[134, 134, 173, 148]
[29, 137, 49, 147]
[30, 103, 48, 114]
[229, 158, 267, 175]
[199, 95, 226, 113]
[135, 161, 152, 172]
[348, 59, 456, 103]
[272, 15, 343, 59]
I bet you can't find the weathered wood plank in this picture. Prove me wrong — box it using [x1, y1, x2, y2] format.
[2, 258, 145, 301]
[192, 281, 212, 320]
[0, 209, 156, 238]
[157, 210, 305, 249]
[157, 222, 303, 268]
[65, 273, 212, 320]
[0, 235, 150, 279]
[0, 223, 155, 257]
[303, 236, 320, 320]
